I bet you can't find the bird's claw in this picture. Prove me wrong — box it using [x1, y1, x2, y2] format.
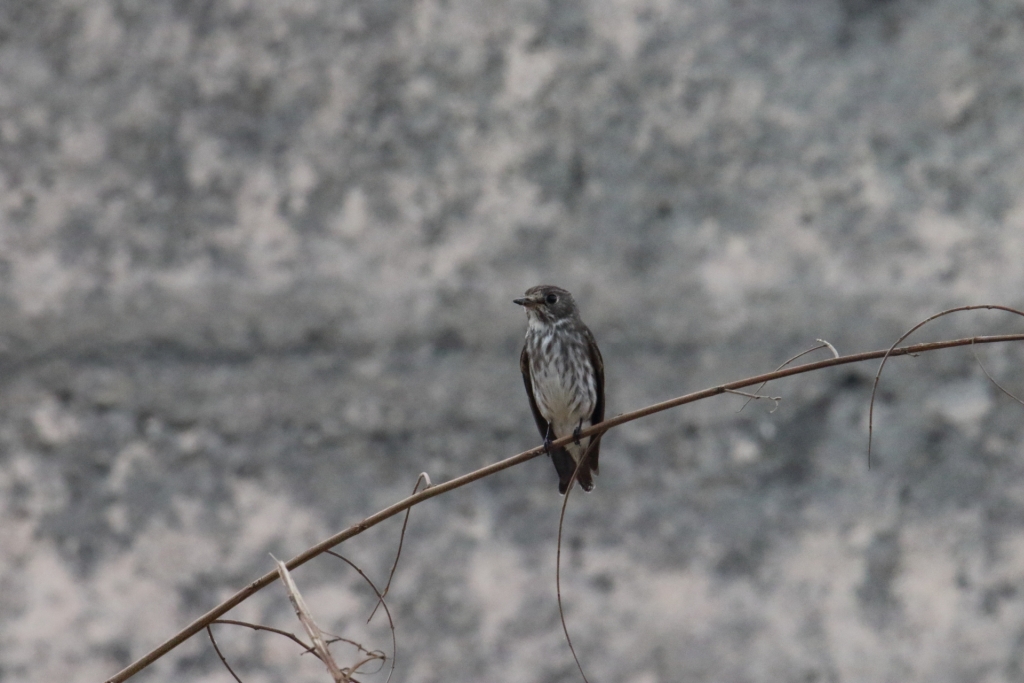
[572, 422, 583, 447]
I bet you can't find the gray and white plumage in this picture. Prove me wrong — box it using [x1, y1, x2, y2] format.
[514, 285, 605, 493]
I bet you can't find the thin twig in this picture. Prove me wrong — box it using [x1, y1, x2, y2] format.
[320, 636, 382, 659]
[368, 473, 431, 623]
[273, 555, 347, 682]
[345, 656, 385, 681]
[817, 339, 840, 358]
[104, 330, 1024, 683]
[725, 388, 782, 413]
[212, 619, 316, 656]
[867, 305, 1024, 469]
[207, 625, 244, 683]
[329, 634, 383, 658]
[970, 340, 1024, 407]
[739, 342, 832, 412]
[327, 551, 398, 683]
[555, 440, 599, 683]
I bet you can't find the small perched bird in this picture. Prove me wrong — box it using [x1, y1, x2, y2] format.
[514, 285, 605, 494]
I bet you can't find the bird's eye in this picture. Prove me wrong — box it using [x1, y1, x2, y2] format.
[545, 293, 558, 305]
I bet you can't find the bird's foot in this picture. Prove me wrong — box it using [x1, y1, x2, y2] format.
[572, 421, 583, 447]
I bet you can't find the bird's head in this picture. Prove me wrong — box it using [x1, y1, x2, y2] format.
[513, 285, 578, 324]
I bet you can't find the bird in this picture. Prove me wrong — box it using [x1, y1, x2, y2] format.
[514, 285, 605, 494]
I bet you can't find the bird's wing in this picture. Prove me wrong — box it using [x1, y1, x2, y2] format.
[520, 344, 550, 440]
[583, 325, 604, 474]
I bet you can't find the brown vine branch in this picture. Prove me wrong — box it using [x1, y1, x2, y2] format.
[971, 341, 1024, 407]
[326, 551, 398, 683]
[725, 387, 782, 412]
[866, 305, 1024, 468]
[368, 473, 431, 624]
[206, 625, 244, 683]
[555, 437, 600, 683]
[104, 330, 1024, 683]
[739, 340, 835, 412]
[212, 619, 317, 654]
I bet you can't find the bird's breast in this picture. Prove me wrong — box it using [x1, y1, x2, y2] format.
[526, 327, 596, 431]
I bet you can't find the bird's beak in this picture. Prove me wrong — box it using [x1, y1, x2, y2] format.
[513, 296, 538, 308]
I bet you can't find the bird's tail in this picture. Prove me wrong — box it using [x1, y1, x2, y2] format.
[553, 445, 596, 494]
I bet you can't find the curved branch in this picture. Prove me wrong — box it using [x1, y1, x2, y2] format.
[867, 305, 1024, 467]
[104, 331, 1024, 683]
[555, 441, 598, 683]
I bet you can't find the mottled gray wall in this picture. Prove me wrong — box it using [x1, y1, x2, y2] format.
[2, 0, 1024, 681]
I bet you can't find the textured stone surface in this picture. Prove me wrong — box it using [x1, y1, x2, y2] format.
[2, 0, 1024, 681]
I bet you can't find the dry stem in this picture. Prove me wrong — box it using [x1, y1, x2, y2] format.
[104, 331, 1024, 683]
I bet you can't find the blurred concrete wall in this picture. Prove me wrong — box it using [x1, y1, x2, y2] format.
[2, 0, 1024, 681]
